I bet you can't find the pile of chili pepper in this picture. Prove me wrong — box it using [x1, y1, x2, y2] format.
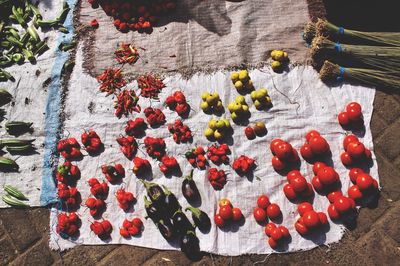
[81, 130, 103, 154]
[144, 137, 166, 159]
[232, 155, 256, 176]
[57, 137, 82, 160]
[159, 155, 180, 175]
[137, 74, 165, 99]
[144, 107, 166, 127]
[96, 68, 125, 95]
[57, 184, 81, 210]
[208, 168, 227, 190]
[206, 144, 230, 165]
[115, 43, 140, 64]
[88, 0, 177, 33]
[90, 220, 112, 240]
[132, 156, 151, 176]
[168, 119, 192, 144]
[85, 197, 106, 217]
[125, 118, 147, 137]
[56, 161, 81, 185]
[142, 181, 201, 258]
[115, 89, 141, 118]
[165, 91, 190, 117]
[116, 188, 136, 211]
[185, 146, 207, 170]
[116, 136, 137, 159]
[101, 163, 125, 184]
[120, 217, 144, 237]
[88, 178, 109, 199]
[56, 212, 81, 238]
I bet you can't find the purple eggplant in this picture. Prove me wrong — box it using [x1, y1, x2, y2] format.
[182, 169, 200, 202]
[156, 219, 176, 240]
[141, 180, 165, 205]
[172, 209, 194, 235]
[162, 185, 181, 217]
[180, 230, 200, 258]
[185, 207, 211, 232]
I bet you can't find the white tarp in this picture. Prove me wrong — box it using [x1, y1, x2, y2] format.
[49, 45, 377, 255]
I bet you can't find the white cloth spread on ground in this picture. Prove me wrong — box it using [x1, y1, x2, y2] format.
[49, 46, 378, 255]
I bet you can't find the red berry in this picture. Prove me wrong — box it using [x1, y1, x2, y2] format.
[257, 195, 271, 209]
[338, 112, 350, 127]
[266, 204, 281, 219]
[253, 207, 267, 222]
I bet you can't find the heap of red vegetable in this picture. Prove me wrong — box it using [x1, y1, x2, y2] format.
[168, 119, 192, 143]
[185, 146, 207, 170]
[125, 118, 147, 137]
[56, 161, 81, 185]
[165, 91, 190, 117]
[96, 68, 125, 95]
[87, 0, 177, 33]
[137, 74, 165, 99]
[115, 89, 141, 118]
[101, 164, 125, 184]
[115, 43, 140, 64]
[81, 130, 103, 154]
[120, 217, 144, 237]
[56, 212, 81, 238]
[116, 188, 136, 211]
[57, 137, 83, 160]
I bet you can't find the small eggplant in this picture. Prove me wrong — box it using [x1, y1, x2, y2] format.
[141, 180, 165, 205]
[180, 231, 200, 257]
[162, 185, 181, 217]
[172, 209, 194, 235]
[157, 219, 175, 240]
[144, 196, 163, 222]
[185, 207, 211, 232]
[182, 169, 200, 202]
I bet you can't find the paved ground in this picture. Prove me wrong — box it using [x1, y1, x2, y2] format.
[1, 1, 400, 265]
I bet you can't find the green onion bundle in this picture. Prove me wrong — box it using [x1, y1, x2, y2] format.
[303, 22, 316, 44]
[319, 60, 400, 90]
[316, 19, 400, 47]
[311, 36, 400, 71]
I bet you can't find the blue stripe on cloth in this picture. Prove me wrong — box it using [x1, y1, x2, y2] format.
[40, 0, 77, 206]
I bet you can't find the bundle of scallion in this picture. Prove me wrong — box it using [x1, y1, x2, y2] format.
[311, 36, 400, 71]
[316, 19, 400, 47]
[303, 22, 316, 44]
[319, 60, 400, 89]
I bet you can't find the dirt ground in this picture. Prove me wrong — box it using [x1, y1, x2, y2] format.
[1, 1, 400, 265]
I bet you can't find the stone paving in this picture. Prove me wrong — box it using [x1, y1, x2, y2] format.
[1, 91, 399, 266]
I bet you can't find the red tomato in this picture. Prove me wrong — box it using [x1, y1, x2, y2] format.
[270, 228, 283, 241]
[327, 204, 340, 220]
[283, 184, 297, 200]
[287, 148, 299, 163]
[291, 176, 308, 192]
[309, 136, 330, 155]
[334, 196, 352, 213]
[341, 152, 354, 166]
[268, 237, 278, 249]
[300, 144, 314, 161]
[231, 207, 243, 221]
[295, 218, 309, 235]
[348, 185, 363, 201]
[253, 207, 267, 222]
[311, 176, 324, 192]
[343, 135, 359, 150]
[272, 156, 286, 171]
[275, 142, 293, 160]
[305, 130, 320, 142]
[270, 139, 283, 154]
[214, 214, 225, 227]
[264, 222, 277, 236]
[267, 204, 281, 219]
[317, 167, 338, 185]
[219, 205, 233, 220]
[356, 173, 373, 191]
[318, 212, 328, 225]
[257, 195, 271, 209]
[297, 202, 313, 216]
[218, 198, 232, 208]
[279, 226, 290, 238]
[287, 170, 302, 183]
[338, 112, 350, 127]
[303, 211, 320, 228]
[300, 183, 314, 197]
[364, 148, 372, 160]
[327, 191, 343, 203]
[313, 162, 326, 175]
[349, 168, 364, 184]
[347, 141, 365, 159]
[346, 102, 362, 121]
